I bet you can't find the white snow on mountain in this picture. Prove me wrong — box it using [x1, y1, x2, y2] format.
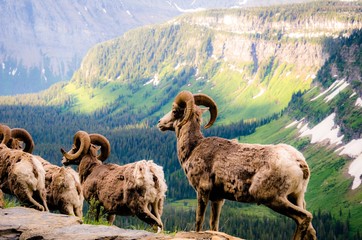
[286, 113, 362, 190]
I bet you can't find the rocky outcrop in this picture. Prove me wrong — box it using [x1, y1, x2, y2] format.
[0, 207, 243, 240]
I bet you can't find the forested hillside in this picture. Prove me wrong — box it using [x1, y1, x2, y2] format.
[0, 1, 361, 239]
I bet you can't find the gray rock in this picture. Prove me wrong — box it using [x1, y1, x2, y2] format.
[0, 207, 243, 240]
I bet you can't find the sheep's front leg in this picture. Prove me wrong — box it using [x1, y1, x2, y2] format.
[195, 192, 209, 231]
[136, 206, 163, 232]
[210, 199, 224, 231]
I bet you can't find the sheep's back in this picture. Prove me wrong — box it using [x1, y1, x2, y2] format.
[82, 163, 146, 212]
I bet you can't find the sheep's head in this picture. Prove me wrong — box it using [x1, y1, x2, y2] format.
[157, 91, 218, 131]
[10, 128, 35, 153]
[61, 131, 110, 165]
[0, 124, 34, 153]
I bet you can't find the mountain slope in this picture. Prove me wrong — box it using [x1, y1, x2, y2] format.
[2, 1, 360, 124]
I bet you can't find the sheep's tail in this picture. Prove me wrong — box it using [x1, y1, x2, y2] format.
[298, 159, 310, 180]
[31, 156, 46, 190]
[133, 160, 154, 187]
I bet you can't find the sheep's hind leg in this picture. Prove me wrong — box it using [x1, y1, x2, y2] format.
[289, 193, 317, 239]
[210, 199, 224, 231]
[22, 189, 45, 211]
[265, 196, 316, 240]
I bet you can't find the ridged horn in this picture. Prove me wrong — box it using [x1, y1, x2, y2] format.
[89, 133, 111, 162]
[193, 93, 218, 129]
[0, 124, 11, 145]
[174, 91, 195, 127]
[11, 128, 35, 153]
[61, 131, 91, 160]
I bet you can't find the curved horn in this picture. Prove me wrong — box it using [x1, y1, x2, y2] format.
[11, 128, 35, 153]
[0, 124, 11, 145]
[89, 133, 111, 162]
[174, 91, 195, 127]
[61, 131, 91, 160]
[193, 93, 218, 129]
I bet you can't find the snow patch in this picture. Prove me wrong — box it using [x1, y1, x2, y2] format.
[11, 68, 17, 76]
[355, 97, 362, 107]
[324, 80, 349, 102]
[309, 79, 350, 103]
[2, 63, 5, 69]
[299, 113, 343, 145]
[252, 88, 265, 99]
[348, 154, 362, 190]
[285, 120, 299, 129]
[126, 10, 133, 17]
[102, 8, 107, 14]
[143, 74, 160, 86]
[338, 139, 362, 158]
[311, 79, 345, 101]
[174, 3, 205, 13]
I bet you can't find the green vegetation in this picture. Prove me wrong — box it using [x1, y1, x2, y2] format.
[82, 198, 110, 225]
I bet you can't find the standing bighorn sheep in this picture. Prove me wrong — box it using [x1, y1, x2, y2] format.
[0, 124, 48, 211]
[157, 91, 317, 240]
[61, 131, 167, 231]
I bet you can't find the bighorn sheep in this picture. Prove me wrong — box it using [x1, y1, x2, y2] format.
[2, 126, 84, 217]
[0, 124, 48, 211]
[60, 131, 167, 231]
[157, 91, 317, 240]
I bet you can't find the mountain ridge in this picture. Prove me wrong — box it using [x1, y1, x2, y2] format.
[0, 0, 313, 95]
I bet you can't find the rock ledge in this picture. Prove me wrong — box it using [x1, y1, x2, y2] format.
[0, 207, 243, 240]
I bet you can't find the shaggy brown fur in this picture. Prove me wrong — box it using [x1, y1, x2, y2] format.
[0, 145, 48, 211]
[36, 157, 84, 217]
[61, 131, 167, 231]
[158, 91, 317, 240]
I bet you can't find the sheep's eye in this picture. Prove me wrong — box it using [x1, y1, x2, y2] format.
[173, 108, 183, 118]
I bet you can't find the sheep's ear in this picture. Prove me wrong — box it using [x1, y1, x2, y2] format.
[200, 107, 209, 114]
[91, 145, 101, 158]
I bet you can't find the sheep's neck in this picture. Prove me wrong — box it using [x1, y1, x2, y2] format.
[78, 155, 101, 184]
[176, 120, 204, 165]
